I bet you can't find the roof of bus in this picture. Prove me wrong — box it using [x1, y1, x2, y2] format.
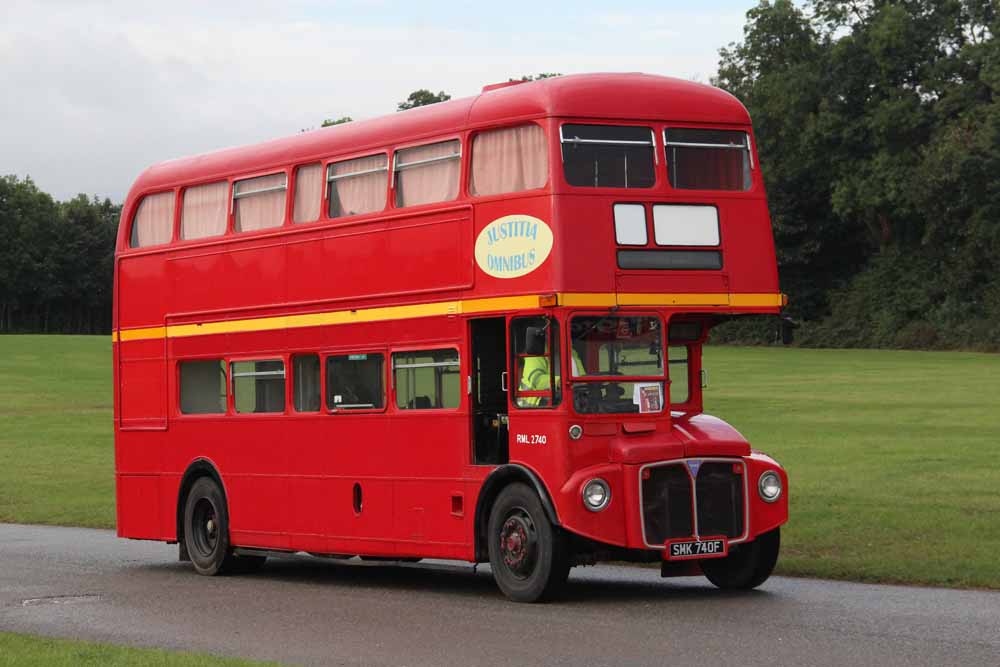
[127, 73, 750, 199]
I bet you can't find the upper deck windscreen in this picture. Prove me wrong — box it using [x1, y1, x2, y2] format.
[560, 124, 656, 188]
[664, 128, 751, 191]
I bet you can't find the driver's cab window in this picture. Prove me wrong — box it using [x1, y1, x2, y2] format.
[511, 317, 561, 408]
[570, 315, 664, 414]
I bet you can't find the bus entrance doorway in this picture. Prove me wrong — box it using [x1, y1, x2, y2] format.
[470, 318, 508, 465]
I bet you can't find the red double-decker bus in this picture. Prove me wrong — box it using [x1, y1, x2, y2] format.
[113, 73, 788, 602]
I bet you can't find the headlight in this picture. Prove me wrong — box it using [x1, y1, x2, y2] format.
[758, 470, 782, 503]
[582, 478, 611, 512]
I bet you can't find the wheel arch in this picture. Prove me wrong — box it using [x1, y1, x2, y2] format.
[175, 458, 228, 546]
[473, 464, 560, 562]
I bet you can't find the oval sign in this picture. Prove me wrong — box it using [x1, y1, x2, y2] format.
[474, 214, 553, 279]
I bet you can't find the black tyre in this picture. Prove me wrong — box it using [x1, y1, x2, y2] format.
[183, 477, 264, 575]
[487, 483, 570, 602]
[701, 528, 780, 590]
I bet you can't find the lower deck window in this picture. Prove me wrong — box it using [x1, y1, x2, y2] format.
[393, 349, 460, 409]
[179, 360, 226, 414]
[327, 354, 385, 410]
[231, 360, 285, 413]
[293, 354, 320, 412]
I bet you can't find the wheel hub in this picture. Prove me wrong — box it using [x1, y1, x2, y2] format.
[499, 511, 536, 578]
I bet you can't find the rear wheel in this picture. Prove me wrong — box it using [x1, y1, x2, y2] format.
[488, 483, 569, 602]
[701, 528, 780, 590]
[183, 477, 264, 575]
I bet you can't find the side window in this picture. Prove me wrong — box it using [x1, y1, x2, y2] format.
[470, 125, 548, 196]
[234, 173, 287, 232]
[179, 360, 226, 414]
[561, 124, 655, 188]
[130, 191, 175, 248]
[180, 181, 228, 240]
[394, 140, 460, 208]
[664, 128, 752, 191]
[231, 360, 285, 414]
[393, 349, 460, 409]
[511, 317, 561, 409]
[292, 354, 321, 412]
[326, 353, 385, 410]
[668, 346, 690, 404]
[293, 163, 323, 223]
[327, 154, 388, 218]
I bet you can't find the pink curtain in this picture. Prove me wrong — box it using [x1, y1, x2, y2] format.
[329, 154, 387, 217]
[395, 140, 460, 207]
[470, 124, 547, 196]
[132, 191, 174, 247]
[181, 181, 229, 240]
[293, 163, 323, 223]
[234, 173, 286, 233]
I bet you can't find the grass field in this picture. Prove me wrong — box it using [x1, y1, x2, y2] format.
[0, 632, 277, 666]
[0, 335, 997, 588]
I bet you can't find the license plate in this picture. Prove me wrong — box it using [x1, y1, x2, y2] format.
[665, 537, 728, 560]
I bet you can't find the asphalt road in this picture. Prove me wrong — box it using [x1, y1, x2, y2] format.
[1, 524, 998, 666]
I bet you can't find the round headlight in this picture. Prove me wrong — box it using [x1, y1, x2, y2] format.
[758, 470, 782, 503]
[568, 424, 583, 440]
[582, 478, 611, 512]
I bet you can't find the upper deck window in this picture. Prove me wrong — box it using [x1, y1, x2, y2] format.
[470, 125, 548, 196]
[394, 140, 461, 208]
[664, 128, 752, 191]
[327, 154, 388, 218]
[130, 191, 175, 248]
[560, 124, 655, 188]
[293, 163, 323, 223]
[181, 181, 228, 240]
[233, 173, 287, 233]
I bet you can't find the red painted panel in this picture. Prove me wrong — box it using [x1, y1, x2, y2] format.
[116, 474, 161, 539]
[119, 359, 166, 423]
[170, 244, 286, 315]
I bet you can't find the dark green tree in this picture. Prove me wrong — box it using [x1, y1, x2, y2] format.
[321, 116, 353, 126]
[397, 89, 451, 111]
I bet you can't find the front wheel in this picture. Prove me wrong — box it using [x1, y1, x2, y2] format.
[701, 528, 780, 590]
[487, 483, 570, 602]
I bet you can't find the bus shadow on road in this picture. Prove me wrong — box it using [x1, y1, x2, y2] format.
[154, 556, 777, 606]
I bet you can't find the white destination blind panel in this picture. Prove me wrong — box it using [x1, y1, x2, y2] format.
[653, 205, 720, 246]
[613, 203, 647, 245]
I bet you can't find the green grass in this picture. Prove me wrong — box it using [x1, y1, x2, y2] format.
[0, 335, 997, 588]
[0, 335, 114, 527]
[0, 632, 278, 666]
[704, 346, 1000, 589]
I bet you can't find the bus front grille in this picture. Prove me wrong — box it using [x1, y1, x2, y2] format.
[640, 460, 745, 547]
[641, 464, 694, 545]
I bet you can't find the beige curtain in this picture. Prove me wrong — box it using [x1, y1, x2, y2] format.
[293, 163, 323, 223]
[181, 181, 229, 240]
[329, 154, 387, 217]
[470, 125, 548, 196]
[234, 173, 286, 233]
[131, 191, 175, 247]
[395, 140, 460, 208]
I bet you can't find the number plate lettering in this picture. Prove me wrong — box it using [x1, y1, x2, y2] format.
[665, 537, 728, 561]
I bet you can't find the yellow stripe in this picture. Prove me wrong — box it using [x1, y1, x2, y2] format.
[112, 292, 783, 342]
[729, 293, 785, 307]
[558, 292, 618, 307]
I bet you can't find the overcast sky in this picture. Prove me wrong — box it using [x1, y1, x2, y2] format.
[1, 0, 752, 202]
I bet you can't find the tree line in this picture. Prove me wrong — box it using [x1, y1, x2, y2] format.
[0, 177, 118, 334]
[4, 13, 999, 350]
[713, 0, 999, 350]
